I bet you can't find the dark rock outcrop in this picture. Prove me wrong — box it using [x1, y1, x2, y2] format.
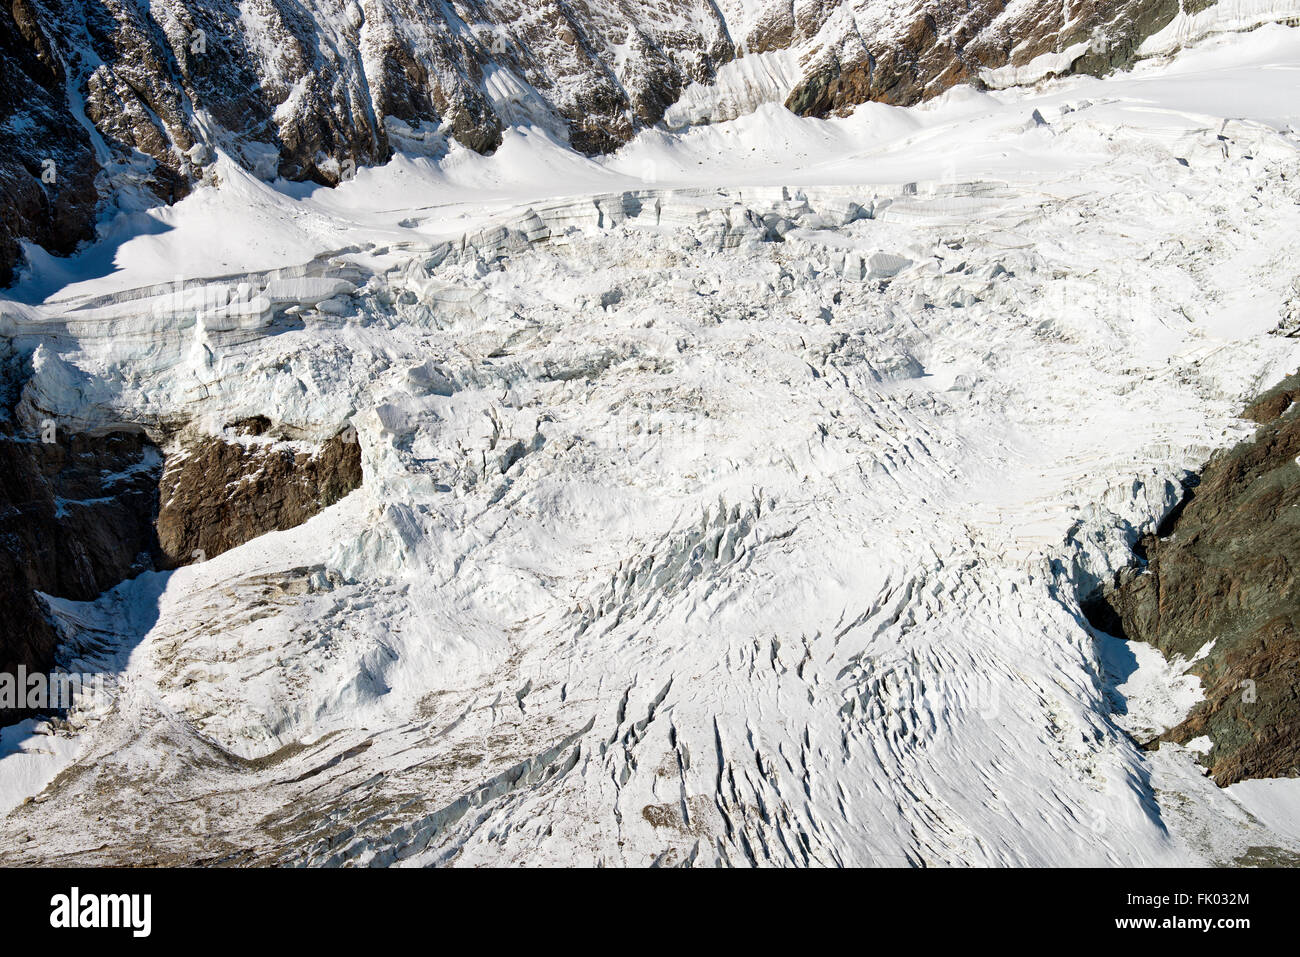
[0, 414, 363, 722]
[156, 424, 363, 567]
[0, 418, 163, 722]
[1087, 372, 1300, 785]
[0, 1, 100, 286]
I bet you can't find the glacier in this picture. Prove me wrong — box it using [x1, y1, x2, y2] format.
[2, 23, 1300, 866]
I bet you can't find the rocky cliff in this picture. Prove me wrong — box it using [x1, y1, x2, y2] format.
[156, 420, 363, 567]
[0, 346, 363, 719]
[1086, 371, 1300, 786]
[0, 350, 163, 721]
[0, 0, 1250, 286]
[782, 0, 1200, 116]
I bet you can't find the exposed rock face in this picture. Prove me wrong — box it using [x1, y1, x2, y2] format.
[0, 344, 363, 720]
[0, 412, 363, 721]
[1, 0, 1251, 285]
[782, 0, 1188, 116]
[1086, 372, 1300, 786]
[0, 2, 100, 286]
[156, 422, 363, 567]
[0, 417, 163, 722]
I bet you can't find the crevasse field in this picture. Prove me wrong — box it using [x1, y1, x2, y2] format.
[2, 23, 1300, 866]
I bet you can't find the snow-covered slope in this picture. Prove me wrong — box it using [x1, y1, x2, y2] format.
[2, 26, 1300, 865]
[9, 0, 1300, 285]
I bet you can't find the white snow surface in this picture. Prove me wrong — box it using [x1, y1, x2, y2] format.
[0, 720, 83, 819]
[2, 26, 1300, 866]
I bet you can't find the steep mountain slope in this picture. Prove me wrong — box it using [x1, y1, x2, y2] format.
[2, 27, 1300, 864]
[5, 0, 1292, 284]
[1087, 371, 1300, 786]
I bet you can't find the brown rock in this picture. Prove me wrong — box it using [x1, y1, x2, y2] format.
[156, 427, 363, 567]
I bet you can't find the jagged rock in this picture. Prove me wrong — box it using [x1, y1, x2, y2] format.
[783, 0, 1185, 116]
[1087, 371, 1300, 786]
[156, 426, 363, 567]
